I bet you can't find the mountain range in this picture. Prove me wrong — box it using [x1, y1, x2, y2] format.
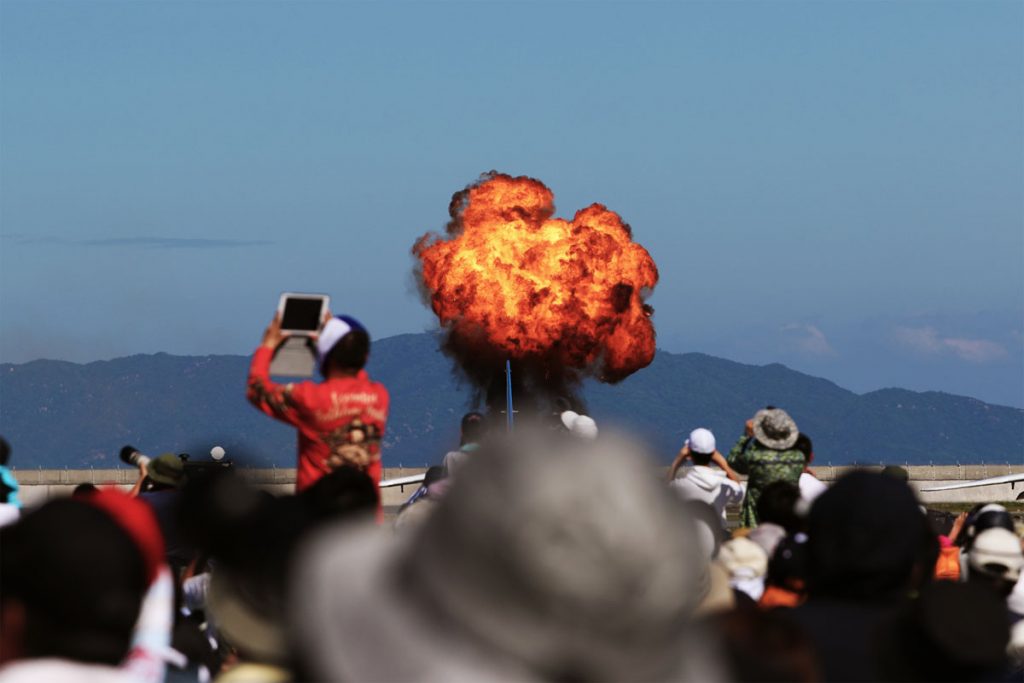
[1, 332, 1021, 469]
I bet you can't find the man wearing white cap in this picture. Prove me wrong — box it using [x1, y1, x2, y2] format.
[247, 313, 390, 496]
[668, 428, 744, 526]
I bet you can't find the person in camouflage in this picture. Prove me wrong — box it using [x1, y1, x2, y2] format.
[727, 407, 805, 528]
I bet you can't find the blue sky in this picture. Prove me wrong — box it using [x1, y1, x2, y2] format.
[1, 1, 1021, 407]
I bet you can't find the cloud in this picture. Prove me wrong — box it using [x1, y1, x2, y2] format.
[781, 323, 836, 356]
[81, 237, 273, 249]
[893, 326, 1008, 363]
[1, 234, 272, 249]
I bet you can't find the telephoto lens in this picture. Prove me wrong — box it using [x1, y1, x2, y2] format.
[119, 445, 151, 469]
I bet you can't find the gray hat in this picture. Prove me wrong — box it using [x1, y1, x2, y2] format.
[289, 431, 722, 683]
[751, 409, 799, 450]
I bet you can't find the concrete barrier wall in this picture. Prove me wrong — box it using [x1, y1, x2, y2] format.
[11, 463, 1024, 508]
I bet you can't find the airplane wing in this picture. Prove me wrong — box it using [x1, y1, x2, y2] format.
[379, 473, 426, 489]
[919, 472, 1024, 492]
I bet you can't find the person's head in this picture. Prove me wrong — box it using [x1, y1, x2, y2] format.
[757, 481, 802, 533]
[301, 466, 380, 520]
[0, 436, 10, 466]
[317, 315, 370, 376]
[688, 427, 716, 466]
[709, 608, 819, 683]
[805, 471, 937, 602]
[750, 408, 799, 451]
[459, 411, 485, 446]
[71, 483, 98, 499]
[962, 504, 1015, 551]
[0, 493, 159, 666]
[877, 581, 1011, 682]
[881, 465, 910, 482]
[793, 433, 813, 465]
[968, 527, 1023, 598]
[144, 453, 186, 491]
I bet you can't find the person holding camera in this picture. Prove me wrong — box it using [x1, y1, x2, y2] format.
[247, 313, 390, 499]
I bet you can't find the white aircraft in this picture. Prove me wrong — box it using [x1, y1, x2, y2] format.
[379, 473, 426, 489]
[920, 471, 1024, 496]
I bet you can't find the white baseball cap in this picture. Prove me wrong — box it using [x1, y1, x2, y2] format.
[688, 428, 716, 455]
[316, 315, 367, 373]
[969, 527, 1024, 582]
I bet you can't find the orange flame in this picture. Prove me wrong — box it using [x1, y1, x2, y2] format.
[413, 173, 658, 384]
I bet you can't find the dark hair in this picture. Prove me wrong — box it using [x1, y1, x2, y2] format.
[806, 471, 938, 601]
[423, 465, 448, 488]
[302, 465, 379, 520]
[72, 483, 99, 498]
[460, 412, 485, 445]
[0, 500, 147, 664]
[690, 449, 714, 466]
[325, 330, 370, 372]
[0, 436, 9, 465]
[793, 433, 813, 463]
[711, 608, 820, 683]
[757, 481, 801, 532]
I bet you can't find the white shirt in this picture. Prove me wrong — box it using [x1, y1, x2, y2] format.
[670, 465, 744, 521]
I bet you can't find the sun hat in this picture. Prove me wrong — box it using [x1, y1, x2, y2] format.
[147, 453, 185, 488]
[688, 428, 716, 455]
[208, 568, 289, 664]
[719, 537, 769, 580]
[289, 430, 721, 683]
[315, 314, 367, 371]
[751, 409, 799, 450]
[969, 527, 1024, 582]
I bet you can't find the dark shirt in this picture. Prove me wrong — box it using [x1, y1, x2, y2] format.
[139, 490, 191, 571]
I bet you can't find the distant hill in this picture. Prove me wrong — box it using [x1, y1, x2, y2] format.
[1, 333, 1021, 469]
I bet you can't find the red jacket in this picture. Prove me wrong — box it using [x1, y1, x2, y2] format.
[247, 347, 390, 492]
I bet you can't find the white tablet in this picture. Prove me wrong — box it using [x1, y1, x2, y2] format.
[277, 292, 330, 336]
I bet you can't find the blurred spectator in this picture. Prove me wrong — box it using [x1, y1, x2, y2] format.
[441, 411, 485, 476]
[708, 608, 819, 683]
[0, 437, 22, 529]
[876, 581, 1011, 682]
[247, 313, 390, 496]
[175, 466, 375, 682]
[394, 466, 448, 532]
[880, 465, 910, 482]
[787, 471, 939, 682]
[718, 537, 769, 602]
[958, 503, 1016, 580]
[0, 492, 160, 682]
[967, 527, 1024, 599]
[759, 533, 810, 608]
[71, 483, 99, 499]
[727, 408, 805, 527]
[669, 428, 744, 526]
[793, 433, 826, 514]
[289, 431, 723, 682]
[747, 481, 801, 558]
[131, 453, 191, 576]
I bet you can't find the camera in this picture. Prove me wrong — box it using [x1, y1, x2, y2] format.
[119, 445, 151, 469]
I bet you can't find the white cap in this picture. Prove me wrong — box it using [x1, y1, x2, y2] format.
[316, 317, 355, 368]
[969, 527, 1024, 582]
[688, 428, 716, 455]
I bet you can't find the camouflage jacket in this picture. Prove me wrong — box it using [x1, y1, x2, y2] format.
[726, 435, 805, 528]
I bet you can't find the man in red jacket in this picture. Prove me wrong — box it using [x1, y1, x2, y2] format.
[247, 313, 390, 494]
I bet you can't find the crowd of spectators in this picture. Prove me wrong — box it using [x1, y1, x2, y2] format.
[0, 316, 1022, 682]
